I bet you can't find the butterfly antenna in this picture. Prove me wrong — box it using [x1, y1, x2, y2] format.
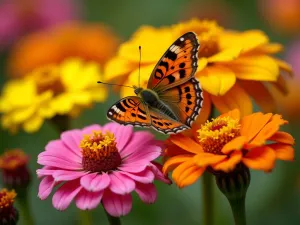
[138, 46, 141, 88]
[97, 81, 134, 89]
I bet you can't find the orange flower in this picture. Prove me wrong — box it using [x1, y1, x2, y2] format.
[163, 109, 295, 188]
[7, 22, 120, 78]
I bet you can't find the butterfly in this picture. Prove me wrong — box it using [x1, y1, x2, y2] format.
[107, 32, 203, 134]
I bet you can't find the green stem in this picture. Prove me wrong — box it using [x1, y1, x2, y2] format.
[79, 211, 92, 225]
[228, 197, 246, 225]
[202, 172, 214, 225]
[16, 193, 35, 225]
[105, 210, 121, 225]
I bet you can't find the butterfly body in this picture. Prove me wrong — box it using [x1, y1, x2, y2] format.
[107, 32, 204, 134]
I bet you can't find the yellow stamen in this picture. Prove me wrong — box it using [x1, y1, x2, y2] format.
[0, 189, 16, 209]
[80, 130, 121, 172]
[197, 117, 240, 154]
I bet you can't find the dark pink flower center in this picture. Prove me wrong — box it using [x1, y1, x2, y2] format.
[80, 131, 121, 172]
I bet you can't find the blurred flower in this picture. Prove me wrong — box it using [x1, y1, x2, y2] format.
[163, 109, 294, 188]
[0, 149, 30, 190]
[37, 123, 170, 217]
[8, 22, 120, 78]
[0, 58, 107, 133]
[0, 0, 80, 51]
[259, 0, 300, 35]
[0, 189, 18, 225]
[104, 18, 292, 124]
[271, 40, 300, 121]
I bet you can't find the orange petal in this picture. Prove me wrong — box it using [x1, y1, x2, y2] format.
[250, 114, 288, 146]
[211, 83, 252, 117]
[177, 166, 205, 188]
[172, 159, 204, 188]
[219, 108, 241, 121]
[240, 112, 272, 142]
[274, 58, 293, 77]
[163, 155, 193, 174]
[222, 136, 247, 154]
[272, 74, 289, 95]
[239, 80, 276, 113]
[212, 151, 242, 172]
[169, 134, 203, 154]
[268, 143, 294, 161]
[242, 146, 276, 172]
[193, 153, 227, 167]
[269, 131, 295, 145]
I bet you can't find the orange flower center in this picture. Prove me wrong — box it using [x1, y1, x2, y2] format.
[197, 117, 240, 154]
[80, 131, 121, 173]
[29, 66, 65, 95]
[0, 189, 16, 209]
[0, 149, 28, 171]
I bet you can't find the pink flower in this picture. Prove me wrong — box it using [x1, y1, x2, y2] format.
[0, 0, 80, 50]
[37, 123, 170, 217]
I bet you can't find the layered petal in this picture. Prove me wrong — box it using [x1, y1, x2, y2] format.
[80, 173, 110, 192]
[102, 191, 132, 217]
[135, 183, 157, 203]
[75, 189, 103, 210]
[212, 151, 242, 172]
[38, 176, 56, 200]
[109, 172, 136, 195]
[268, 143, 294, 161]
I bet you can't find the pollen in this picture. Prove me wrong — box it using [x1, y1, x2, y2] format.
[0, 149, 28, 171]
[0, 189, 16, 209]
[80, 130, 121, 172]
[197, 116, 240, 154]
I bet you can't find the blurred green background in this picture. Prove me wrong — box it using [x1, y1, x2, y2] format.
[0, 0, 299, 224]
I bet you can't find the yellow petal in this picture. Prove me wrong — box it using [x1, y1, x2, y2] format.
[239, 80, 276, 113]
[273, 58, 293, 76]
[197, 65, 236, 95]
[229, 55, 279, 81]
[208, 46, 242, 63]
[23, 115, 44, 133]
[249, 43, 283, 54]
[210, 83, 253, 117]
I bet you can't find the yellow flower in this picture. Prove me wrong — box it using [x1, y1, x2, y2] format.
[8, 22, 120, 78]
[0, 58, 107, 133]
[104, 18, 292, 123]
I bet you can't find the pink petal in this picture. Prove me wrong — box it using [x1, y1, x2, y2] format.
[53, 170, 88, 181]
[135, 183, 157, 203]
[38, 153, 82, 170]
[149, 162, 172, 184]
[45, 140, 81, 163]
[118, 159, 149, 173]
[36, 166, 58, 178]
[52, 179, 82, 211]
[81, 124, 102, 135]
[102, 191, 132, 217]
[119, 169, 154, 184]
[102, 122, 134, 151]
[109, 172, 135, 195]
[75, 189, 103, 210]
[38, 176, 56, 200]
[60, 130, 83, 157]
[80, 173, 110, 192]
[120, 131, 154, 158]
[123, 144, 161, 164]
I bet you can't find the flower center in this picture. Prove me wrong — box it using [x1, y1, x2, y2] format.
[197, 117, 240, 154]
[177, 19, 222, 58]
[29, 66, 65, 96]
[0, 189, 16, 210]
[0, 149, 28, 170]
[80, 131, 121, 173]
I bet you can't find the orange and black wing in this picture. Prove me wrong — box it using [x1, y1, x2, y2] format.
[107, 96, 151, 127]
[159, 78, 203, 127]
[147, 32, 199, 93]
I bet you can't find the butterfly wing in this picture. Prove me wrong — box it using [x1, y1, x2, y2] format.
[159, 77, 203, 127]
[107, 96, 151, 127]
[147, 32, 199, 93]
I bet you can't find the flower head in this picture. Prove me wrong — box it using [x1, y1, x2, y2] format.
[163, 109, 295, 188]
[0, 0, 80, 51]
[0, 189, 18, 225]
[0, 149, 31, 189]
[37, 122, 170, 217]
[104, 18, 292, 123]
[0, 58, 107, 133]
[8, 22, 120, 78]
